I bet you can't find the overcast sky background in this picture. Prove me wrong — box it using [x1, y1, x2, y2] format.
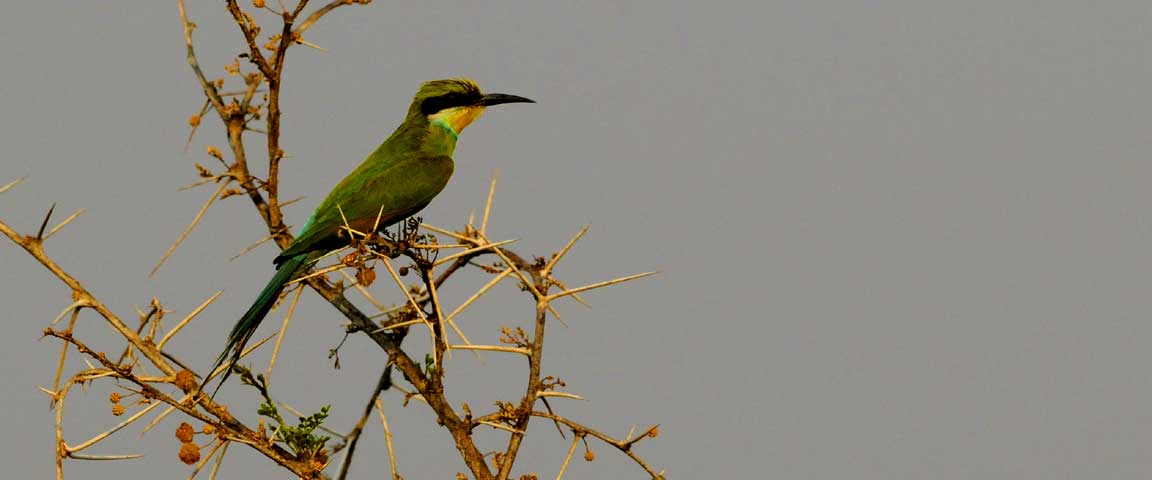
[4, 1, 1152, 479]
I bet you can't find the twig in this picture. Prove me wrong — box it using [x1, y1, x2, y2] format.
[295, 0, 355, 36]
[421, 261, 451, 361]
[379, 257, 435, 340]
[42, 329, 317, 477]
[0, 176, 27, 194]
[530, 412, 663, 480]
[494, 299, 549, 480]
[476, 420, 523, 435]
[185, 99, 212, 151]
[481, 170, 498, 236]
[543, 225, 587, 275]
[335, 366, 393, 480]
[554, 434, 581, 480]
[68, 453, 145, 461]
[44, 208, 85, 241]
[444, 268, 514, 324]
[207, 441, 230, 480]
[374, 397, 400, 480]
[431, 238, 518, 267]
[150, 179, 233, 277]
[229, 233, 279, 260]
[51, 307, 82, 396]
[139, 403, 179, 436]
[177, 0, 227, 113]
[450, 345, 529, 356]
[69, 401, 162, 453]
[545, 271, 659, 302]
[36, 203, 55, 240]
[0, 219, 176, 374]
[537, 391, 585, 401]
[266, 284, 304, 379]
[157, 290, 223, 349]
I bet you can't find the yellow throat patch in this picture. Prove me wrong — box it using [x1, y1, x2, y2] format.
[430, 105, 486, 135]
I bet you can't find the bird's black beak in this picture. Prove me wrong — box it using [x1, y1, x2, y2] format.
[480, 93, 535, 107]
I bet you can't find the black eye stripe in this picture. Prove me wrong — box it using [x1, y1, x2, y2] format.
[421, 92, 479, 115]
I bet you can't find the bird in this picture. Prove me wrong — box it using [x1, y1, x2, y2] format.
[205, 78, 534, 394]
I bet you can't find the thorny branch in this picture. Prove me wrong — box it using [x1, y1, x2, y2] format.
[0, 215, 325, 478]
[3, 1, 662, 479]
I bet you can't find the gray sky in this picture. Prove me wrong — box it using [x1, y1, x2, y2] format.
[4, 1, 1152, 478]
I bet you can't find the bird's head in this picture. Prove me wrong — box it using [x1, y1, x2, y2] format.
[410, 78, 534, 136]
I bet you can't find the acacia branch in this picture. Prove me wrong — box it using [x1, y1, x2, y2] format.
[177, 0, 226, 115]
[223, 0, 274, 78]
[495, 298, 548, 480]
[295, 0, 354, 37]
[43, 329, 321, 478]
[0, 218, 174, 375]
[530, 412, 664, 480]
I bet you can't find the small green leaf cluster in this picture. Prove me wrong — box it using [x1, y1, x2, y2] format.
[236, 365, 332, 459]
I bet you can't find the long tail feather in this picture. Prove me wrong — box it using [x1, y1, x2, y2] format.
[203, 253, 311, 397]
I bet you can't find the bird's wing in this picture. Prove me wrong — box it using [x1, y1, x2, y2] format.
[275, 154, 454, 263]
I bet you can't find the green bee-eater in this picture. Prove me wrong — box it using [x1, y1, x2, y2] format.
[207, 78, 533, 393]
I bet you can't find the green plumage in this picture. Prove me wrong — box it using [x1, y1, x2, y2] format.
[206, 79, 532, 395]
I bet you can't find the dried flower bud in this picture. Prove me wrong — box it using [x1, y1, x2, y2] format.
[201, 424, 216, 435]
[219, 188, 245, 199]
[178, 442, 201, 465]
[253, 0, 266, 8]
[176, 422, 195, 443]
[648, 426, 659, 438]
[174, 369, 197, 394]
[456, 474, 467, 480]
[109, 392, 121, 404]
[188, 114, 201, 127]
[111, 403, 125, 416]
[206, 145, 223, 160]
[584, 448, 594, 462]
[357, 267, 376, 287]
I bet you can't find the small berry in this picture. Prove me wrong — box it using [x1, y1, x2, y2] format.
[178, 442, 201, 465]
[174, 369, 197, 393]
[175, 422, 195, 443]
